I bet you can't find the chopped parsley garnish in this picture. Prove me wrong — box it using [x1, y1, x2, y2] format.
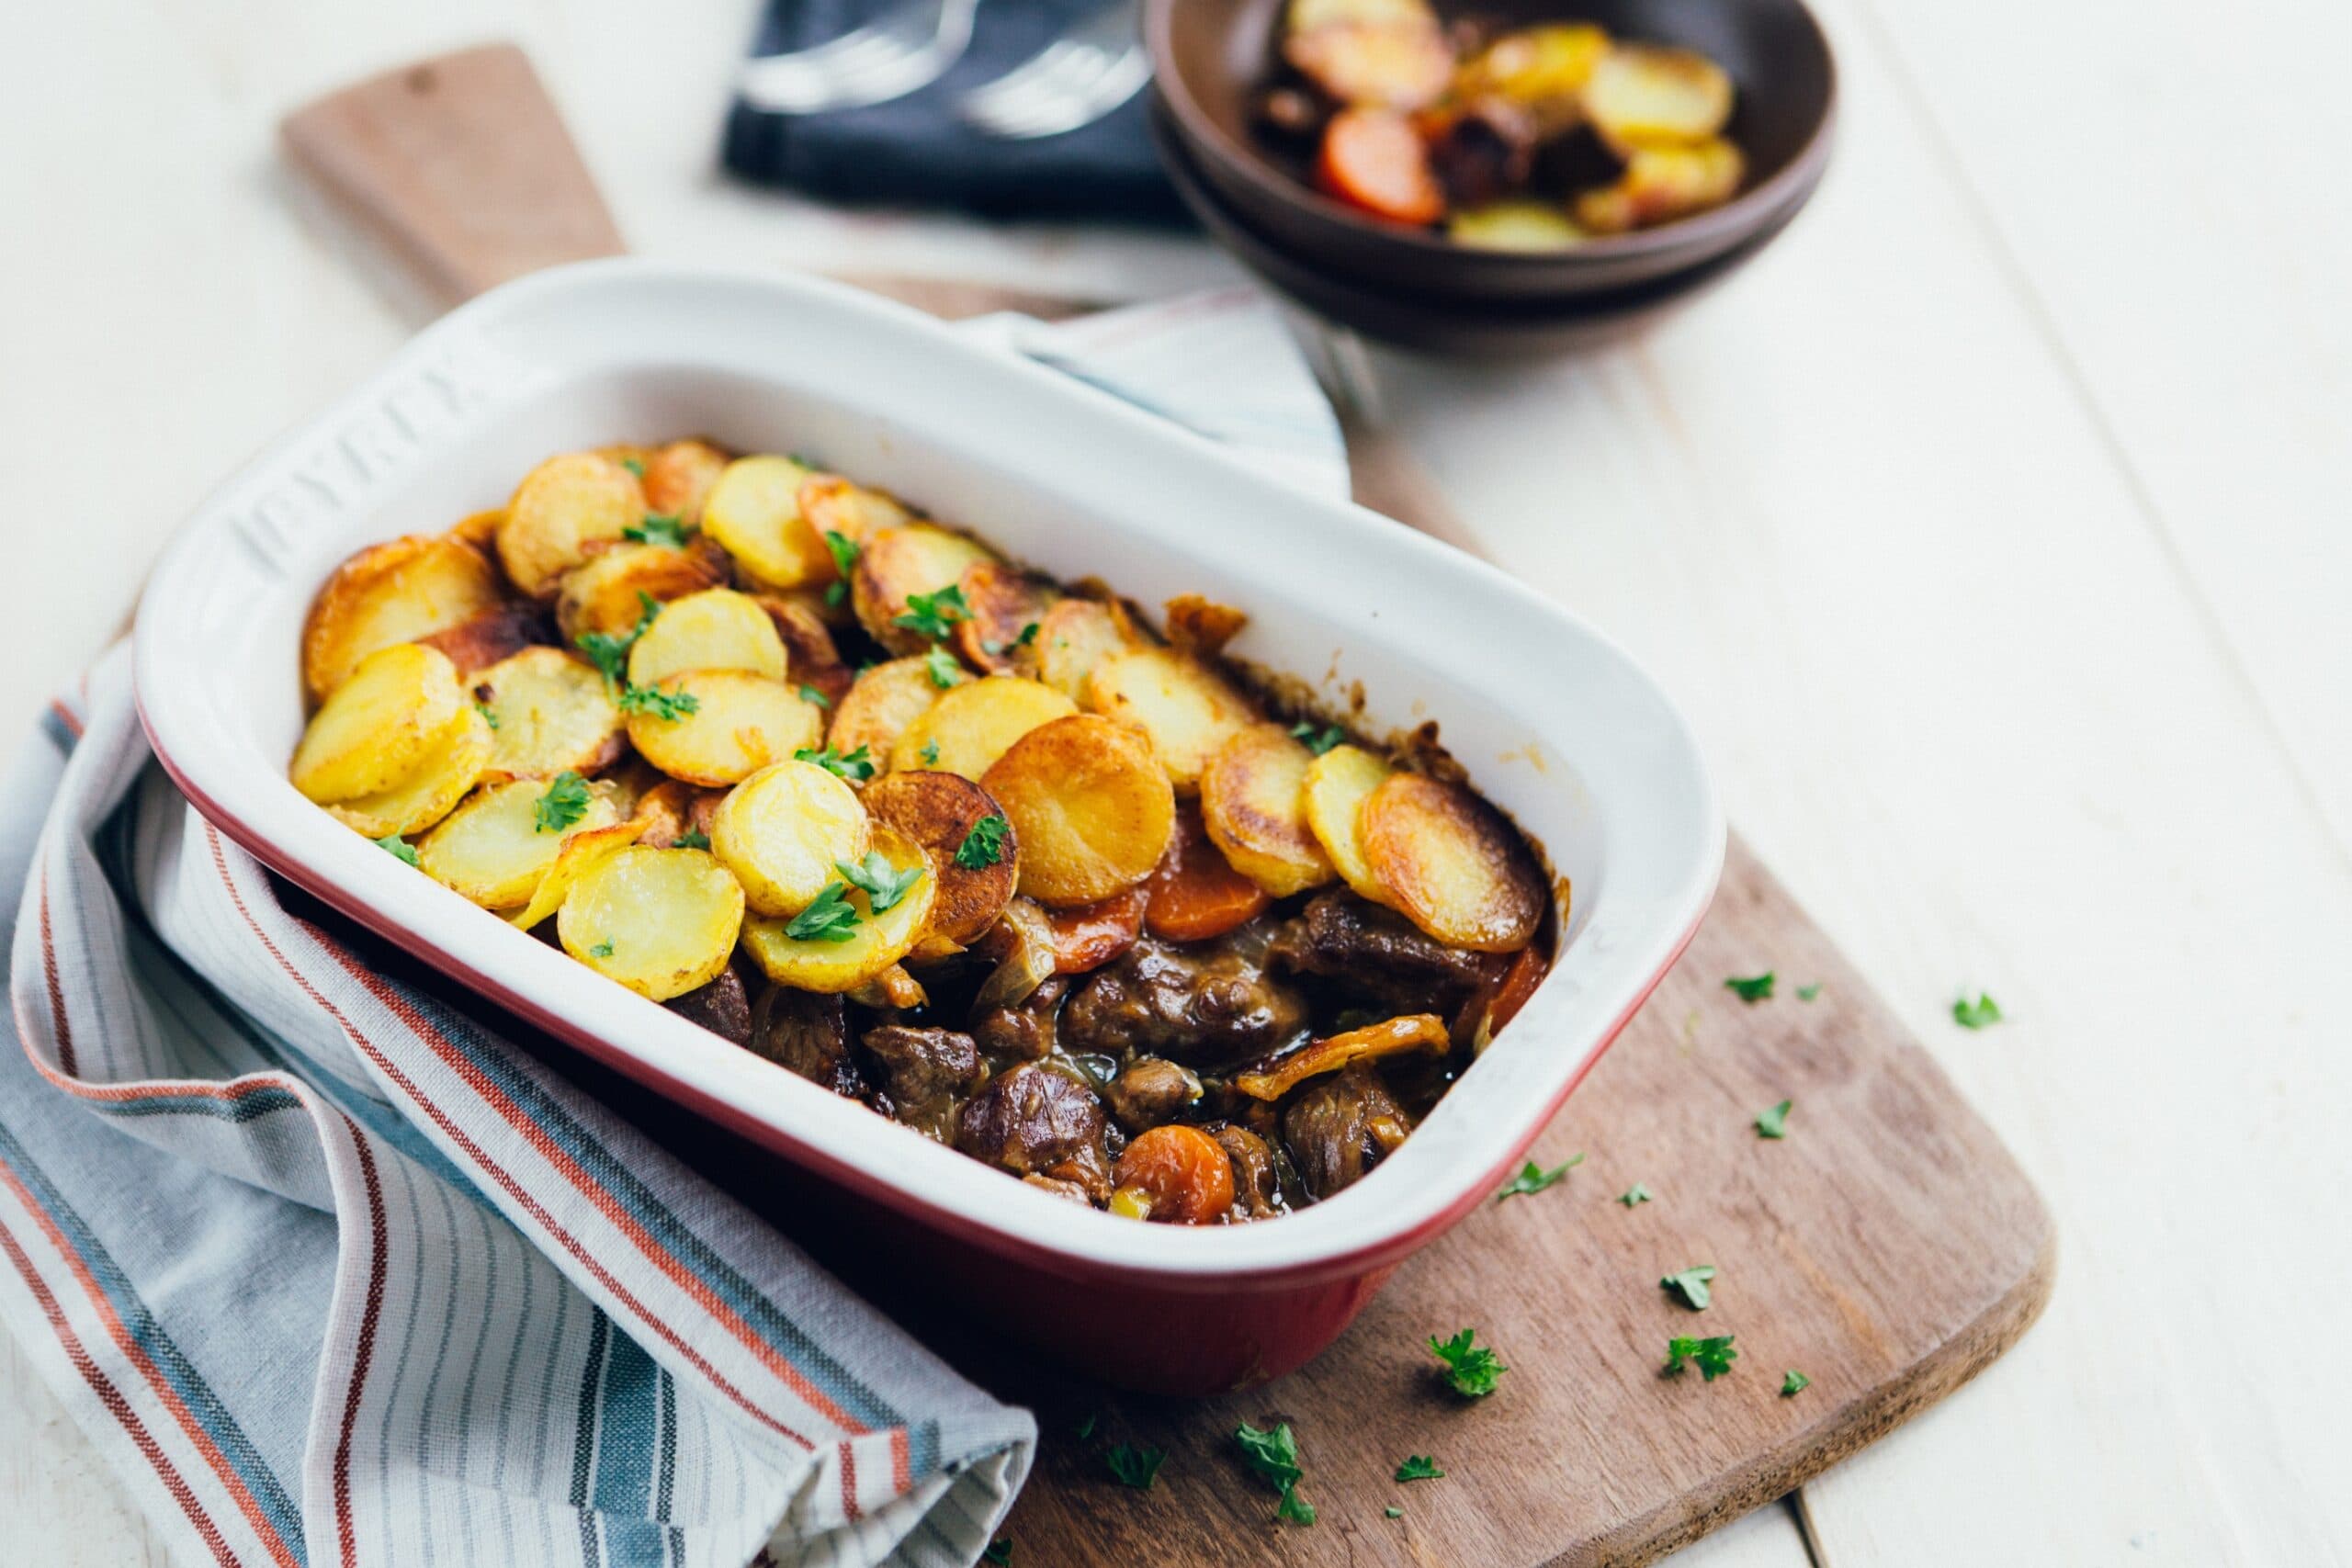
[1428, 1329, 1505, 1398]
[924, 644, 963, 688]
[1289, 721, 1345, 755]
[676, 829, 710, 852]
[623, 513, 690, 547]
[1234, 1421, 1314, 1525]
[616, 682, 700, 722]
[1725, 971, 1776, 1003]
[918, 739, 942, 766]
[533, 772, 591, 834]
[1781, 1370, 1811, 1397]
[1664, 1335, 1738, 1381]
[983, 621, 1042, 657]
[372, 834, 419, 867]
[1496, 1152, 1583, 1201]
[473, 700, 500, 730]
[1074, 1412, 1098, 1441]
[1796, 982, 1823, 1001]
[577, 592, 662, 693]
[893, 583, 969, 641]
[1394, 1455, 1444, 1483]
[982, 1541, 1012, 1565]
[1385, 1506, 1404, 1518]
[794, 744, 876, 784]
[1952, 992, 2005, 1029]
[1755, 1099, 1792, 1140]
[955, 814, 1012, 870]
[1619, 1183, 1653, 1207]
[785, 884, 863, 942]
[1660, 1265, 1718, 1310]
[836, 851, 924, 914]
[618, 456, 645, 478]
[1103, 1443, 1164, 1490]
[587, 942, 614, 959]
[798, 683, 831, 708]
[822, 530, 859, 608]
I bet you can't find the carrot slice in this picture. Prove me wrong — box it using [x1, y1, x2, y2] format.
[1316, 107, 1447, 226]
[1144, 803, 1272, 942]
[1046, 886, 1148, 974]
[1111, 1125, 1235, 1224]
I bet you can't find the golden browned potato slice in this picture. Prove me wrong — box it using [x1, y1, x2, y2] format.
[1448, 202, 1588, 252]
[1574, 138, 1745, 233]
[1082, 648, 1256, 793]
[505, 819, 645, 931]
[327, 706, 495, 840]
[1163, 593, 1249, 658]
[862, 770, 1017, 946]
[754, 595, 854, 708]
[415, 603, 545, 678]
[1583, 42, 1734, 150]
[701, 455, 831, 590]
[626, 777, 723, 849]
[554, 538, 730, 644]
[625, 588, 787, 687]
[1035, 597, 1138, 701]
[639, 439, 730, 525]
[1199, 723, 1337, 897]
[709, 759, 872, 917]
[1301, 742, 1396, 906]
[1285, 0, 1434, 38]
[1284, 18, 1454, 111]
[852, 524, 998, 655]
[981, 715, 1175, 908]
[737, 824, 935, 993]
[447, 509, 505, 551]
[496, 453, 646, 599]
[475, 647, 626, 781]
[416, 775, 625, 909]
[626, 671, 823, 786]
[1360, 773, 1544, 952]
[559, 846, 745, 1001]
[1230, 1013, 1448, 1100]
[1459, 23, 1610, 128]
[798, 472, 914, 546]
[301, 534, 504, 701]
[889, 677, 1077, 781]
[953, 561, 1058, 674]
[827, 657, 965, 764]
[290, 643, 466, 804]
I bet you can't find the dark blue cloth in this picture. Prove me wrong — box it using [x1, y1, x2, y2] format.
[722, 0, 1189, 223]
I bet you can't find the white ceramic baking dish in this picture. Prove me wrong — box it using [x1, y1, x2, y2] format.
[133, 261, 1723, 1391]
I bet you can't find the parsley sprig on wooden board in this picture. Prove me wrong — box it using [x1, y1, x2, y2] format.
[1724, 971, 1775, 1002]
[1755, 1099, 1793, 1139]
[533, 772, 591, 834]
[1781, 1370, 1811, 1397]
[1495, 1152, 1583, 1201]
[1664, 1335, 1738, 1381]
[955, 814, 1012, 869]
[1233, 1421, 1316, 1525]
[1102, 1443, 1164, 1490]
[1952, 992, 2005, 1028]
[1618, 1183, 1653, 1207]
[1428, 1328, 1506, 1397]
[1394, 1455, 1444, 1483]
[1660, 1265, 1718, 1310]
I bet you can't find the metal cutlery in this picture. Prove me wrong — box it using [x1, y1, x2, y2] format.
[960, 0, 1148, 140]
[738, 0, 981, 115]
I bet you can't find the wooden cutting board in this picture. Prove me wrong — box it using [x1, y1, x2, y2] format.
[281, 46, 2055, 1566]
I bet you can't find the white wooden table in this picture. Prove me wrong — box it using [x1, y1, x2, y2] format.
[6, 1, 2349, 1563]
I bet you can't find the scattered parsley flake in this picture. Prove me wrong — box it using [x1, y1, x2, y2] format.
[924, 644, 963, 688]
[474, 700, 500, 730]
[794, 744, 876, 784]
[1234, 1421, 1315, 1525]
[1953, 992, 2005, 1029]
[623, 513, 690, 547]
[836, 851, 924, 914]
[982, 1540, 1012, 1565]
[1103, 1444, 1164, 1490]
[955, 814, 1012, 870]
[1496, 1152, 1583, 1201]
[822, 529, 860, 580]
[372, 834, 419, 867]
[533, 772, 591, 834]
[893, 584, 969, 641]
[676, 829, 710, 852]
[576, 592, 662, 693]
[1289, 721, 1345, 756]
[798, 683, 831, 708]
[1781, 1370, 1811, 1397]
[1394, 1455, 1444, 1483]
[618, 456, 645, 478]
[1074, 1413, 1098, 1441]
[825, 581, 848, 607]
[1755, 1099, 1793, 1140]
[588, 941, 614, 959]
[1428, 1329, 1506, 1398]
[786, 884, 863, 942]
[1278, 1486, 1317, 1525]
[1619, 1183, 1653, 1207]
[1664, 1335, 1737, 1381]
[918, 739, 942, 766]
[1797, 982, 1823, 1001]
[617, 682, 699, 721]
[1660, 1265, 1718, 1311]
[1725, 972, 1776, 1003]
[1385, 1506, 1404, 1518]
[1013, 620, 1040, 648]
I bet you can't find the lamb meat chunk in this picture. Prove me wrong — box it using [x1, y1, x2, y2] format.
[861, 1025, 984, 1104]
[746, 987, 865, 1100]
[1282, 1065, 1413, 1200]
[1061, 927, 1308, 1066]
[1105, 1057, 1204, 1133]
[956, 1063, 1108, 1185]
[1271, 890, 1505, 1013]
[970, 975, 1068, 1063]
[1210, 1123, 1284, 1219]
[664, 970, 752, 1046]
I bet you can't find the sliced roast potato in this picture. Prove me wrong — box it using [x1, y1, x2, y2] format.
[982, 715, 1175, 908]
[1082, 648, 1257, 793]
[505, 819, 646, 931]
[558, 846, 745, 1001]
[290, 643, 466, 804]
[852, 524, 998, 655]
[953, 561, 1058, 674]
[554, 537, 730, 644]
[301, 533, 504, 702]
[862, 770, 1018, 947]
[625, 671, 823, 786]
[625, 587, 788, 688]
[416, 603, 546, 678]
[326, 705, 495, 840]
[738, 825, 936, 994]
[475, 647, 626, 781]
[828, 656, 966, 765]
[639, 438, 730, 525]
[496, 452, 646, 598]
[701, 454, 831, 590]
[1035, 597, 1139, 702]
[1359, 773, 1544, 952]
[1301, 742, 1396, 907]
[709, 759, 872, 917]
[1199, 722, 1337, 897]
[416, 775, 624, 909]
[888, 676, 1078, 781]
[1583, 42, 1735, 151]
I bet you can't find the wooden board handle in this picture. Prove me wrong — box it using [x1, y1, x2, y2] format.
[280, 43, 625, 307]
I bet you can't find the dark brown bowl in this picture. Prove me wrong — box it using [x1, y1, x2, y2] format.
[1147, 0, 1836, 301]
[1149, 96, 1806, 356]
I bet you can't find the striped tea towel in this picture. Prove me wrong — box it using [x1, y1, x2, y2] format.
[0, 288, 1344, 1568]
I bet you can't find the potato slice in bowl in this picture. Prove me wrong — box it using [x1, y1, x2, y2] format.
[829, 656, 965, 764]
[1360, 773, 1545, 953]
[554, 539, 730, 644]
[1200, 722, 1337, 897]
[625, 671, 823, 786]
[710, 759, 872, 917]
[327, 705, 495, 840]
[559, 846, 746, 1001]
[888, 676, 1076, 781]
[1035, 597, 1139, 702]
[982, 714, 1174, 908]
[739, 824, 936, 993]
[702, 455, 830, 590]
[301, 533, 503, 702]
[853, 524, 998, 655]
[496, 452, 646, 598]
[476, 647, 625, 780]
[798, 471, 913, 546]
[505, 819, 646, 931]
[862, 770, 1017, 947]
[417, 774, 625, 909]
[290, 642, 466, 804]
[1301, 742, 1396, 907]
[1583, 41, 1734, 151]
[639, 438, 730, 525]
[626, 588, 788, 687]
[1083, 648, 1256, 793]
